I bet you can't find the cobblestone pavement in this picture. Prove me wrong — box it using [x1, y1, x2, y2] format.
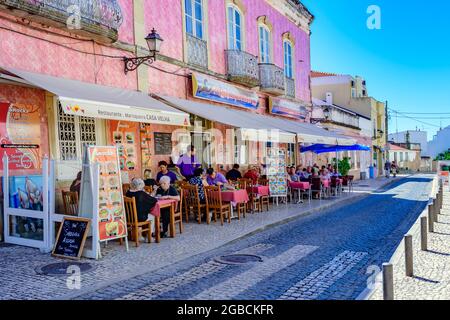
[72, 174, 433, 300]
[370, 184, 450, 300]
[0, 175, 431, 300]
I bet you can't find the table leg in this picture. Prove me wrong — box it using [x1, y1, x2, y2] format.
[155, 216, 161, 243]
[169, 204, 175, 238]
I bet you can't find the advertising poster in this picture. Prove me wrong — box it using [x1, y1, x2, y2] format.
[88, 146, 127, 241]
[267, 148, 288, 197]
[192, 72, 259, 110]
[269, 97, 309, 120]
[0, 102, 42, 170]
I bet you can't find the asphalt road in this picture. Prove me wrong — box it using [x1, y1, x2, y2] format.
[79, 174, 434, 300]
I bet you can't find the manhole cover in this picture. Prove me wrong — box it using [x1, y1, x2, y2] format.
[36, 262, 94, 276]
[215, 254, 263, 265]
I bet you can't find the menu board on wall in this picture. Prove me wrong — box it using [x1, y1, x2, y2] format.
[267, 148, 288, 197]
[154, 132, 173, 155]
[109, 121, 139, 175]
[87, 146, 127, 242]
[140, 123, 153, 170]
[0, 102, 42, 170]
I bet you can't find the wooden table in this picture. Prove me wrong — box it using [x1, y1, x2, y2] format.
[151, 199, 177, 243]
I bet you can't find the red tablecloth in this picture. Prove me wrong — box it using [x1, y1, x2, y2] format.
[249, 185, 270, 196]
[289, 181, 310, 190]
[151, 199, 177, 217]
[221, 189, 249, 203]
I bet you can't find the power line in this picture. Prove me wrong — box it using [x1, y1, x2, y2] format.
[388, 108, 443, 129]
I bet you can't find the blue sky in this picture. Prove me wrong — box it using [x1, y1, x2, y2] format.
[302, 0, 450, 140]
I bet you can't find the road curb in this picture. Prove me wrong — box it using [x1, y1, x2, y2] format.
[60, 177, 405, 300]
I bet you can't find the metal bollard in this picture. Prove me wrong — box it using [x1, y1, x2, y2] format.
[433, 198, 439, 223]
[382, 263, 394, 300]
[428, 204, 434, 232]
[404, 235, 414, 277]
[421, 216, 428, 251]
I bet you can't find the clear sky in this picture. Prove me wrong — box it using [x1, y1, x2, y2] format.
[302, 0, 450, 141]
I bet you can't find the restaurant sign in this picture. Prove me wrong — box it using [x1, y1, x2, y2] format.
[192, 73, 259, 110]
[269, 97, 309, 120]
[60, 97, 190, 126]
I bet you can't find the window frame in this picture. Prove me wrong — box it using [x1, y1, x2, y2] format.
[185, 0, 204, 39]
[227, 4, 244, 50]
[258, 24, 272, 63]
[283, 39, 294, 79]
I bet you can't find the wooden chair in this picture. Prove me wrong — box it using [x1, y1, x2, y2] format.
[205, 186, 232, 225]
[311, 177, 323, 200]
[123, 196, 151, 247]
[258, 178, 269, 186]
[122, 183, 131, 194]
[246, 181, 262, 213]
[173, 189, 184, 234]
[62, 191, 79, 216]
[237, 178, 250, 190]
[182, 184, 208, 224]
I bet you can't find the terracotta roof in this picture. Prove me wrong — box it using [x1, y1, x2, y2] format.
[388, 144, 410, 151]
[311, 71, 341, 78]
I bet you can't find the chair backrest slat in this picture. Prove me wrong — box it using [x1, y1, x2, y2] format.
[124, 196, 138, 225]
[182, 184, 201, 208]
[205, 186, 222, 209]
[62, 191, 79, 216]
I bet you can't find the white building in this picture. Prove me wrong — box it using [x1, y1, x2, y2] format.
[427, 126, 450, 159]
[388, 130, 428, 156]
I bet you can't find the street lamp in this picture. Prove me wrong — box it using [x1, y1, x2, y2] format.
[123, 28, 164, 74]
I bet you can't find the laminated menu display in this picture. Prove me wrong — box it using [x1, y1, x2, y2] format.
[88, 146, 128, 242]
[267, 148, 288, 198]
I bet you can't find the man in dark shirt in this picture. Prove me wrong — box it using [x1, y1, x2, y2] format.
[226, 164, 242, 181]
[153, 175, 180, 238]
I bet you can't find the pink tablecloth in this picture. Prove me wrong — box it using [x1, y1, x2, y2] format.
[250, 185, 270, 196]
[151, 199, 177, 217]
[221, 189, 249, 203]
[322, 180, 330, 188]
[289, 181, 310, 190]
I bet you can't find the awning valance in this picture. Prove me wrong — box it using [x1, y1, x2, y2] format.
[0, 67, 190, 126]
[156, 95, 297, 143]
[300, 144, 371, 154]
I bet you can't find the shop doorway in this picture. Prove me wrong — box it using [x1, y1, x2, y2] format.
[191, 132, 212, 168]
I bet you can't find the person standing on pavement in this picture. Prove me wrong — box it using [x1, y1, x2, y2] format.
[384, 160, 391, 178]
[391, 161, 398, 177]
[177, 145, 201, 180]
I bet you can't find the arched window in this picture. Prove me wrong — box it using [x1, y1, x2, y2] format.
[185, 0, 204, 39]
[283, 40, 294, 78]
[227, 5, 243, 50]
[258, 24, 271, 63]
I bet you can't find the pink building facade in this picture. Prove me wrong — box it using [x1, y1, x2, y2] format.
[0, 0, 314, 221]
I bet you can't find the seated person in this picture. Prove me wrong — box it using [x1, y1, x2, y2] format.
[125, 178, 158, 237]
[156, 160, 178, 184]
[206, 167, 228, 186]
[188, 168, 209, 204]
[226, 164, 242, 181]
[295, 165, 303, 175]
[299, 168, 311, 182]
[243, 166, 260, 184]
[143, 169, 157, 187]
[287, 166, 300, 182]
[330, 168, 340, 178]
[168, 159, 186, 181]
[70, 171, 82, 195]
[320, 169, 331, 182]
[151, 176, 180, 238]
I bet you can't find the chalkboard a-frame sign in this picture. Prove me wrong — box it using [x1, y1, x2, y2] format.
[52, 217, 91, 260]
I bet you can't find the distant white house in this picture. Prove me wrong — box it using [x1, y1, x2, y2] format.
[388, 130, 428, 156]
[427, 126, 450, 159]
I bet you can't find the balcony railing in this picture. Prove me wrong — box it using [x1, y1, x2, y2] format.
[186, 34, 208, 69]
[259, 63, 285, 96]
[285, 77, 296, 98]
[0, 0, 123, 43]
[226, 50, 259, 88]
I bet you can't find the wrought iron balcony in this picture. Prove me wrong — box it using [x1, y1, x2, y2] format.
[259, 63, 285, 96]
[0, 0, 123, 43]
[225, 50, 259, 88]
[285, 77, 296, 98]
[186, 34, 208, 69]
